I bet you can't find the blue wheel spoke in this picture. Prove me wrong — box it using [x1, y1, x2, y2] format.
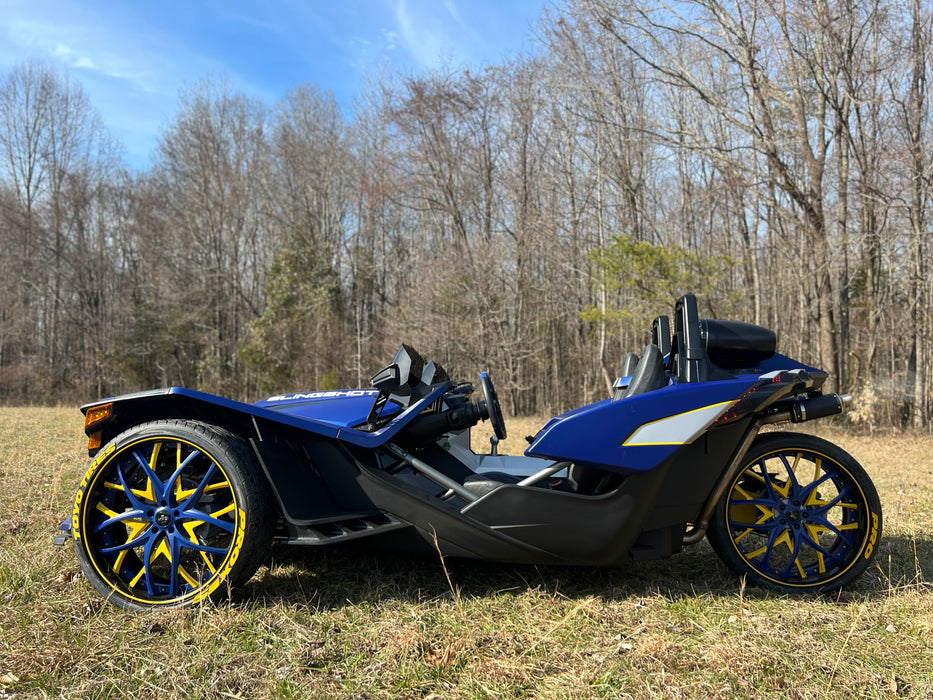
[115, 464, 152, 511]
[100, 530, 154, 555]
[168, 533, 185, 596]
[162, 446, 202, 504]
[180, 508, 236, 534]
[730, 497, 779, 509]
[132, 447, 167, 496]
[799, 530, 846, 563]
[807, 515, 857, 547]
[778, 453, 802, 491]
[761, 526, 782, 570]
[141, 535, 157, 596]
[756, 463, 784, 502]
[779, 530, 804, 578]
[179, 539, 229, 555]
[729, 517, 780, 531]
[178, 463, 219, 510]
[95, 507, 147, 532]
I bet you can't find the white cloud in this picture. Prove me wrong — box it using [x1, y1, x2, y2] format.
[393, 0, 460, 70]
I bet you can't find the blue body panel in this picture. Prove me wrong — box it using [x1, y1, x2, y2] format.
[526, 353, 820, 475]
[526, 377, 753, 473]
[89, 385, 444, 448]
[254, 389, 391, 428]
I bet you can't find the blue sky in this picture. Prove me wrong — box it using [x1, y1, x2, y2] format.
[0, 0, 547, 170]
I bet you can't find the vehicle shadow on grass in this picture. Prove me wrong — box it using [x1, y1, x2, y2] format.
[239, 532, 931, 610]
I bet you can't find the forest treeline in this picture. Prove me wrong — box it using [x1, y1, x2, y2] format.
[1, 0, 931, 427]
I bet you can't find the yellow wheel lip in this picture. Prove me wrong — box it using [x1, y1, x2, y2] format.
[78, 435, 241, 606]
[724, 447, 872, 589]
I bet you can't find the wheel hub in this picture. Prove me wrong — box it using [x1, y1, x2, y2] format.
[154, 509, 173, 527]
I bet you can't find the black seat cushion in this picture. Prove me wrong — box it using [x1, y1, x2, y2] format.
[623, 344, 666, 399]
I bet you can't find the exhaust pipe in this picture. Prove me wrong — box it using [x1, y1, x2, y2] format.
[760, 393, 852, 425]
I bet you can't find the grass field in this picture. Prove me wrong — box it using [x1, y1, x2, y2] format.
[1, 407, 931, 698]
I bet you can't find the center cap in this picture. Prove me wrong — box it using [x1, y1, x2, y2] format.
[786, 509, 801, 522]
[154, 509, 173, 527]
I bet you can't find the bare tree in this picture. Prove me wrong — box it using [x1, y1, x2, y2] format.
[151, 78, 270, 394]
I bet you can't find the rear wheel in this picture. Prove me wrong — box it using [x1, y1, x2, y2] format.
[72, 420, 274, 611]
[708, 432, 881, 593]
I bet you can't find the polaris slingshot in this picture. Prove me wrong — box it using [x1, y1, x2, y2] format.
[64, 294, 882, 611]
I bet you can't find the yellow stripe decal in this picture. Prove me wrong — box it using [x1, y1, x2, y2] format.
[622, 401, 737, 446]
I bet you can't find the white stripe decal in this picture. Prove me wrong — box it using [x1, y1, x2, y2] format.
[622, 401, 737, 446]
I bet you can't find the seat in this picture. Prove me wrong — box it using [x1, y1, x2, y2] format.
[613, 351, 642, 400]
[621, 351, 639, 377]
[620, 344, 666, 400]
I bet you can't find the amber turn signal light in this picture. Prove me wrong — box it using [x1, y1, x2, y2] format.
[84, 403, 113, 430]
[87, 430, 103, 451]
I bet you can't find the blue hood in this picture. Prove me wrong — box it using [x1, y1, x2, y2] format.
[252, 389, 400, 428]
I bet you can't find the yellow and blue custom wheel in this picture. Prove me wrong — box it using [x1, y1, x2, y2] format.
[72, 420, 274, 611]
[708, 432, 881, 593]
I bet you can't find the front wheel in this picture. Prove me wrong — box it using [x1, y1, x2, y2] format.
[72, 420, 274, 611]
[707, 432, 881, 593]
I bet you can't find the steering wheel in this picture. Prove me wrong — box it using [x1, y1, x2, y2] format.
[480, 371, 507, 440]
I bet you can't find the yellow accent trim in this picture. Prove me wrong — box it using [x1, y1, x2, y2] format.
[148, 441, 162, 471]
[772, 476, 790, 498]
[183, 521, 217, 574]
[773, 530, 793, 553]
[805, 490, 828, 507]
[805, 523, 827, 542]
[756, 508, 774, 523]
[95, 501, 119, 520]
[212, 503, 236, 519]
[175, 480, 197, 502]
[133, 479, 157, 504]
[173, 443, 200, 501]
[621, 400, 737, 446]
[152, 538, 172, 564]
[129, 566, 146, 588]
[795, 559, 807, 579]
[179, 566, 200, 588]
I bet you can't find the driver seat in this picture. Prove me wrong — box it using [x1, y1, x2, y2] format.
[616, 344, 666, 400]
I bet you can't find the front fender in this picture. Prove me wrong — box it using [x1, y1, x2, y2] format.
[81, 387, 342, 456]
[81, 384, 450, 456]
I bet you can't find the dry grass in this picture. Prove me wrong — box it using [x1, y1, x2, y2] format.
[1, 407, 931, 698]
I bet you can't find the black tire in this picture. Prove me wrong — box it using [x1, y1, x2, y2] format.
[708, 432, 882, 593]
[71, 419, 274, 611]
